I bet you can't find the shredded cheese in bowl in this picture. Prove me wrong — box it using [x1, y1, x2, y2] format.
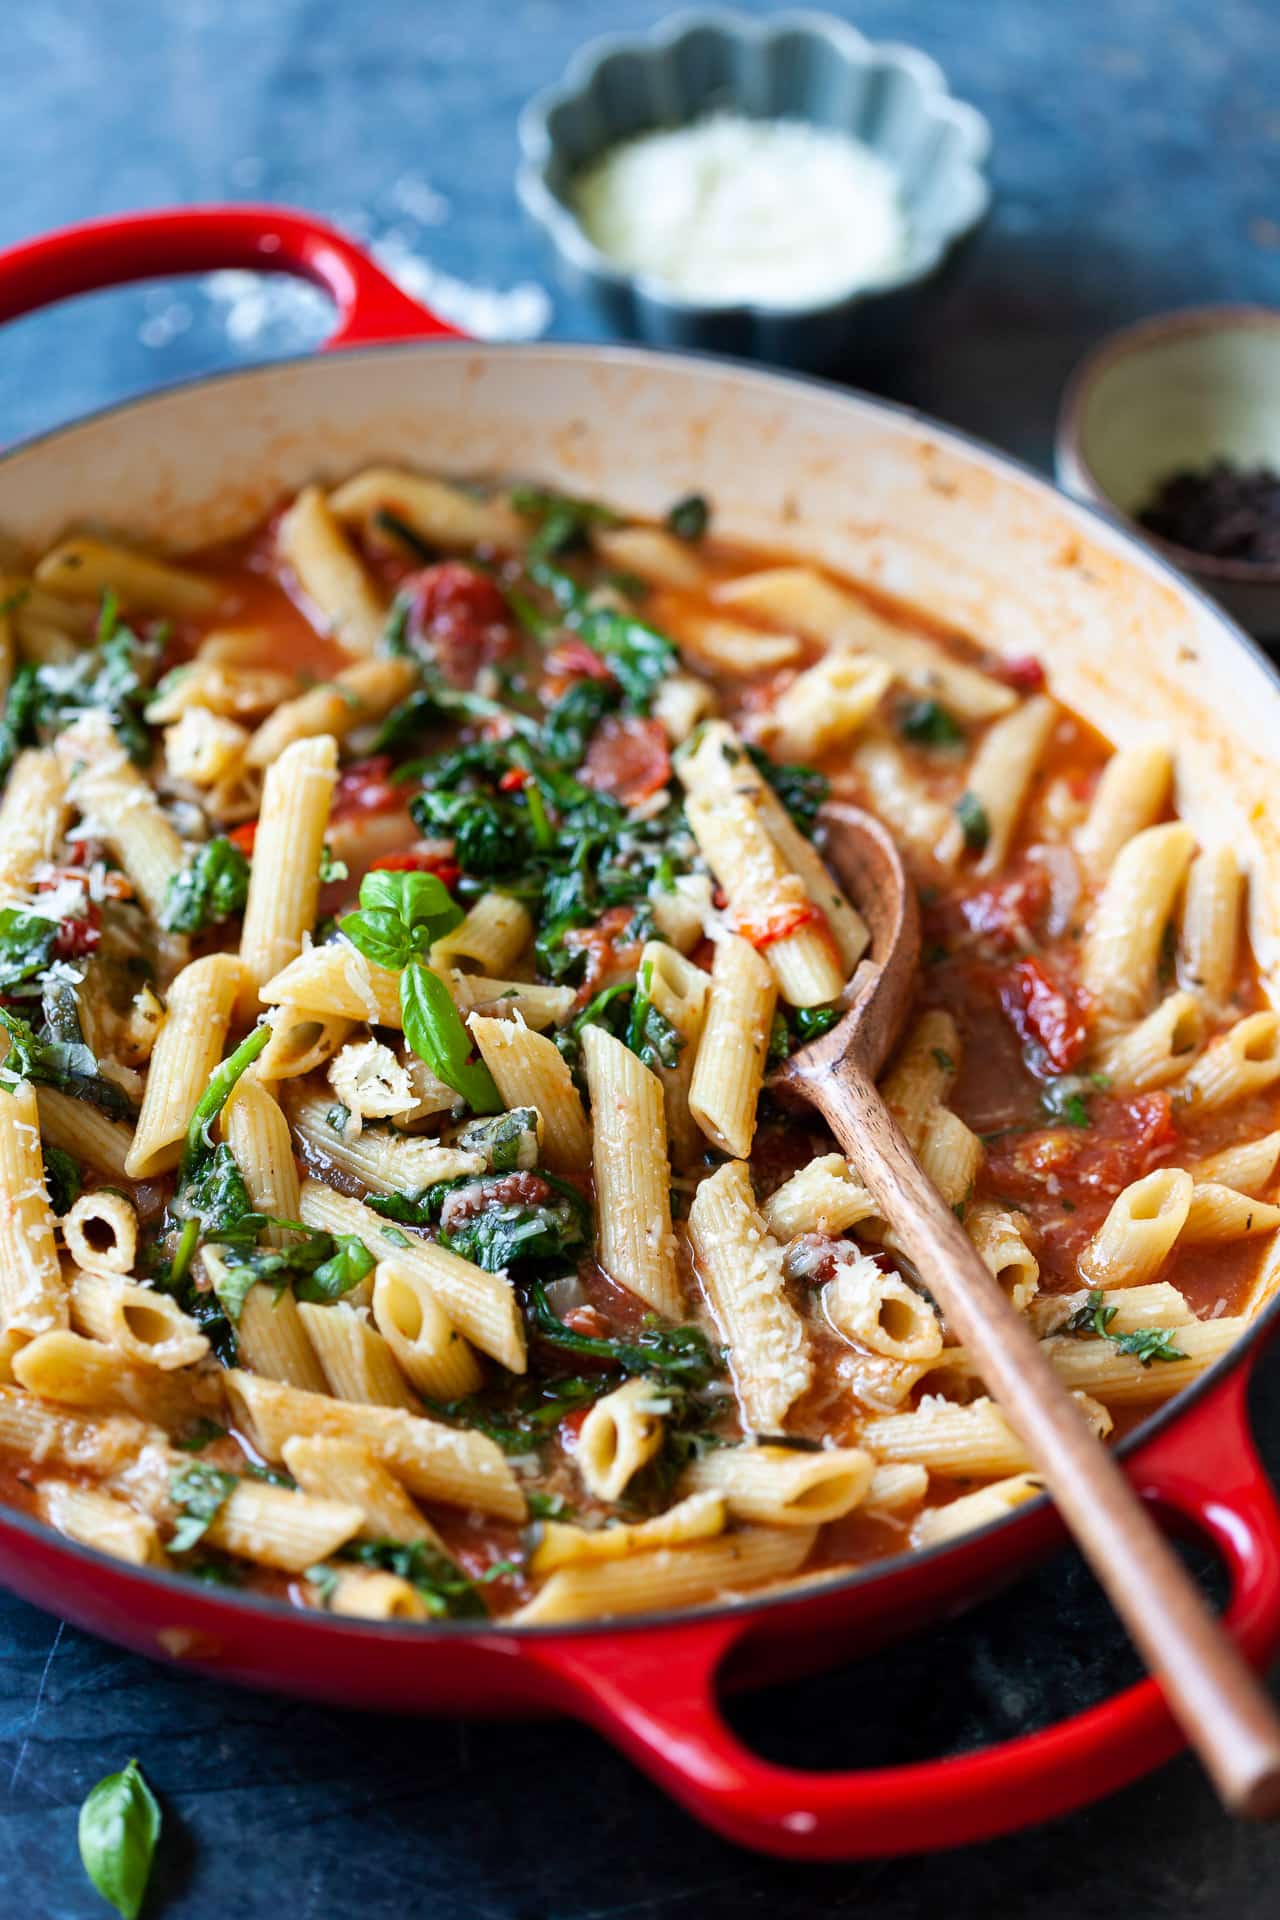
[570, 112, 909, 307]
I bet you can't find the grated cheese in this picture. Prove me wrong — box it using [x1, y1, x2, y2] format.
[571, 113, 908, 307]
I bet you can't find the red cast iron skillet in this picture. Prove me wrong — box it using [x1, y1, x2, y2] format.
[0, 205, 1278, 1860]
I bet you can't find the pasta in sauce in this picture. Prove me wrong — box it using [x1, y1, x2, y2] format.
[0, 470, 1273, 1625]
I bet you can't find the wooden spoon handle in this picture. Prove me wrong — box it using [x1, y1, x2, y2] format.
[812, 1061, 1280, 1817]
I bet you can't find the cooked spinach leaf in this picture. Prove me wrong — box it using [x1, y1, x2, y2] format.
[744, 744, 828, 836]
[371, 1170, 590, 1272]
[528, 1277, 720, 1390]
[0, 1007, 136, 1119]
[162, 835, 250, 933]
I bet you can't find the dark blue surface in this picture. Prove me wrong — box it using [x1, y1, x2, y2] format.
[3, 2, 1280, 1913]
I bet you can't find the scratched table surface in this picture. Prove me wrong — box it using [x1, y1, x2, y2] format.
[3, 1, 1280, 1914]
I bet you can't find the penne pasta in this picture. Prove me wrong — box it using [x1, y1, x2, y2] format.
[296, 1180, 526, 1373]
[712, 567, 1016, 719]
[688, 932, 776, 1160]
[223, 1370, 526, 1520]
[34, 535, 223, 616]
[126, 954, 244, 1178]
[582, 1025, 680, 1319]
[277, 485, 387, 653]
[1081, 822, 1196, 1025]
[468, 1015, 590, 1173]
[516, 1525, 816, 1624]
[687, 1160, 810, 1433]
[576, 1377, 667, 1502]
[685, 1441, 873, 1527]
[1076, 742, 1172, 871]
[237, 734, 338, 1018]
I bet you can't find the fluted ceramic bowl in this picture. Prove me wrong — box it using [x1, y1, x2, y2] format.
[517, 8, 991, 372]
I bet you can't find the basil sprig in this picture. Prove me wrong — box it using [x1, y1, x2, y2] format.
[339, 871, 500, 1112]
[78, 1757, 161, 1920]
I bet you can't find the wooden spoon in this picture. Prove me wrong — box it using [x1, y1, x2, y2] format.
[773, 799, 1280, 1818]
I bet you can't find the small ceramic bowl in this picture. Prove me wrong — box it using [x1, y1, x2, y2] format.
[517, 8, 991, 374]
[1057, 307, 1280, 636]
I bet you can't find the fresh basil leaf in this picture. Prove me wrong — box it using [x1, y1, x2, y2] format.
[338, 908, 412, 971]
[400, 962, 501, 1113]
[78, 1757, 161, 1920]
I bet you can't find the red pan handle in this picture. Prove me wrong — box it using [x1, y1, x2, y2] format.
[0, 203, 464, 348]
[527, 1350, 1280, 1858]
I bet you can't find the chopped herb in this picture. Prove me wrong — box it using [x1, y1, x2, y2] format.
[1041, 1076, 1092, 1129]
[666, 493, 710, 541]
[793, 1004, 843, 1044]
[899, 698, 964, 748]
[165, 1024, 275, 1292]
[1066, 1291, 1187, 1366]
[78, 1757, 161, 1920]
[570, 606, 675, 709]
[429, 1374, 607, 1453]
[173, 1417, 228, 1453]
[208, 1256, 261, 1325]
[305, 1563, 340, 1608]
[744, 745, 828, 836]
[318, 843, 348, 884]
[339, 1537, 509, 1618]
[932, 1047, 955, 1073]
[181, 1025, 273, 1177]
[243, 1462, 296, 1489]
[526, 1490, 572, 1520]
[162, 836, 250, 933]
[955, 792, 991, 853]
[766, 1008, 791, 1067]
[168, 1461, 237, 1553]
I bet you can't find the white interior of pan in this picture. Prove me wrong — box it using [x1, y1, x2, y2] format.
[3, 340, 1279, 1322]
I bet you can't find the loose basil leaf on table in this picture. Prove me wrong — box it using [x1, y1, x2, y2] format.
[78, 1757, 162, 1920]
